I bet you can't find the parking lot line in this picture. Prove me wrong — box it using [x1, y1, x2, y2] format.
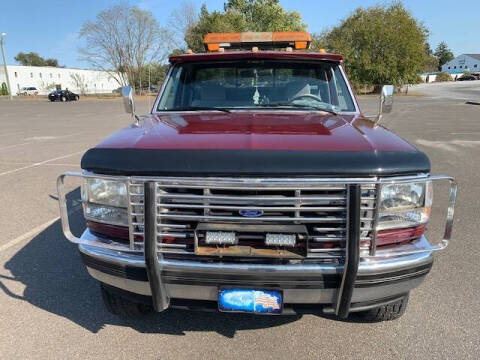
[0, 142, 32, 151]
[0, 150, 84, 177]
[0, 217, 59, 253]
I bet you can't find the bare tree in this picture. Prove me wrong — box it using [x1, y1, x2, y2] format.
[169, 0, 198, 48]
[79, 4, 174, 89]
[70, 73, 88, 95]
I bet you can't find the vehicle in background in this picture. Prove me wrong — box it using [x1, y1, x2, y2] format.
[17, 87, 38, 96]
[57, 32, 457, 322]
[146, 85, 159, 93]
[48, 89, 79, 102]
[457, 74, 479, 81]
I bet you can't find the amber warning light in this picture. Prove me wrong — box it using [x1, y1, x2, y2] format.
[203, 31, 311, 52]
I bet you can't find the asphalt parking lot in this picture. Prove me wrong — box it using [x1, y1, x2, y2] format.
[0, 92, 479, 359]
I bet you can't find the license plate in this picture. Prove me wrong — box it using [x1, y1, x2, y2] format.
[218, 288, 283, 314]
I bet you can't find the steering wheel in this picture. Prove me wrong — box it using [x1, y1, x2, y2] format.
[290, 93, 324, 103]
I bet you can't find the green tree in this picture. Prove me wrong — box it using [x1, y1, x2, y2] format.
[14, 52, 60, 67]
[138, 63, 170, 90]
[423, 42, 439, 72]
[322, 2, 428, 88]
[434, 41, 454, 70]
[0, 82, 9, 96]
[309, 32, 328, 52]
[185, 1, 306, 52]
[435, 72, 452, 82]
[224, 0, 305, 32]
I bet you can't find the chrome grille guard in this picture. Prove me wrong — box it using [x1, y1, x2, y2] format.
[57, 172, 457, 258]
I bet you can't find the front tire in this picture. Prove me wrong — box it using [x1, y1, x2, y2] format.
[74, 95, 79, 101]
[100, 283, 153, 318]
[61, 96, 66, 102]
[353, 294, 409, 322]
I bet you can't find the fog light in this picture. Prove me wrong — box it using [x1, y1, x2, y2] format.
[265, 233, 296, 247]
[205, 231, 237, 245]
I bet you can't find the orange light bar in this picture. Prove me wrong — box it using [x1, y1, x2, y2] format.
[203, 31, 311, 51]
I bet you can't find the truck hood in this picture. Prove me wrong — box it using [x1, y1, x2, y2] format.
[94, 111, 415, 152]
[81, 111, 430, 176]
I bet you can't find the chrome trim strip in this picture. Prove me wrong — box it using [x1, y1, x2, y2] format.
[79, 242, 146, 267]
[370, 183, 381, 255]
[126, 181, 135, 250]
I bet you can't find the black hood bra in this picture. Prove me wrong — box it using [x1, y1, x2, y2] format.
[81, 148, 430, 177]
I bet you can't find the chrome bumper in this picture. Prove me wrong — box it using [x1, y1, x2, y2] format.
[79, 231, 434, 312]
[58, 172, 457, 315]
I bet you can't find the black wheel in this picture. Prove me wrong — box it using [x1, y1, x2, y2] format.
[352, 294, 409, 322]
[61, 96, 67, 102]
[100, 283, 153, 318]
[74, 95, 79, 101]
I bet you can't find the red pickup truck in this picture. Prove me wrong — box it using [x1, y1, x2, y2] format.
[57, 32, 457, 321]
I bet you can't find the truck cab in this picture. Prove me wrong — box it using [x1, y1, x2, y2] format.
[57, 32, 457, 321]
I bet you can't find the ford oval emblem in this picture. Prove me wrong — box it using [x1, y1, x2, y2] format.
[239, 209, 264, 218]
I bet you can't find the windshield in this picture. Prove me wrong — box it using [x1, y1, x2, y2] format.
[157, 60, 356, 113]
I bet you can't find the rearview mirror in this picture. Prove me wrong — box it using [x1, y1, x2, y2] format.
[122, 86, 135, 115]
[371, 85, 394, 126]
[380, 85, 394, 114]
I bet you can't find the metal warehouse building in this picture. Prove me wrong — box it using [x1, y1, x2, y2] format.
[0, 65, 120, 95]
[441, 54, 480, 73]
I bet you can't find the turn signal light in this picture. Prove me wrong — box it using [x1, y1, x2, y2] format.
[376, 225, 426, 247]
[86, 221, 144, 243]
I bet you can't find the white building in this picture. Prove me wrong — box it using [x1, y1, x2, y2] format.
[441, 54, 480, 74]
[0, 65, 121, 95]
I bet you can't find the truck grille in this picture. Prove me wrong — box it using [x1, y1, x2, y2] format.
[127, 178, 377, 261]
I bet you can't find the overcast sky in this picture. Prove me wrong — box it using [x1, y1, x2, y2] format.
[0, 0, 477, 68]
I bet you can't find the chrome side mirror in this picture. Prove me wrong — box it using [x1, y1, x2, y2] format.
[373, 85, 394, 126]
[122, 86, 139, 125]
[380, 85, 394, 114]
[122, 86, 135, 114]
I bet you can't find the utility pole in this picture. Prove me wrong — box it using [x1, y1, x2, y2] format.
[148, 63, 151, 110]
[1, 33, 13, 99]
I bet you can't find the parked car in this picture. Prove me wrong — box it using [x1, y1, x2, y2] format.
[457, 74, 478, 81]
[48, 90, 79, 102]
[57, 32, 457, 322]
[144, 85, 159, 93]
[17, 87, 38, 96]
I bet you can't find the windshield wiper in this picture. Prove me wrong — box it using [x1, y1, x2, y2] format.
[257, 103, 338, 115]
[164, 106, 231, 113]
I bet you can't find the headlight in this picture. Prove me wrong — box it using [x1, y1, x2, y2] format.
[82, 178, 128, 226]
[378, 181, 432, 231]
[82, 178, 127, 207]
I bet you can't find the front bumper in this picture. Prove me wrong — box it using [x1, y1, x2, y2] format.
[79, 231, 434, 314]
[58, 172, 456, 316]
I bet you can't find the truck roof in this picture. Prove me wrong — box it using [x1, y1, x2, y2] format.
[169, 51, 343, 64]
